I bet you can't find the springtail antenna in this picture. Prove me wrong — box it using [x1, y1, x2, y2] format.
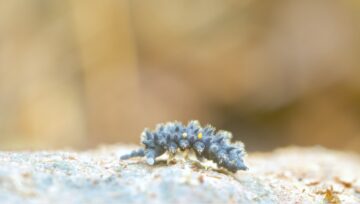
[120, 149, 145, 160]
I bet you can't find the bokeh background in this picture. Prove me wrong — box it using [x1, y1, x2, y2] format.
[1, 0, 360, 151]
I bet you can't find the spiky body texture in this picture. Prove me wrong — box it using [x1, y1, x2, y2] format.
[120, 121, 248, 172]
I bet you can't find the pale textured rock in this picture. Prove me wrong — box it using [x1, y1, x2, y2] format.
[0, 146, 359, 204]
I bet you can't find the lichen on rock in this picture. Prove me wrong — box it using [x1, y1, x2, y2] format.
[0, 146, 359, 204]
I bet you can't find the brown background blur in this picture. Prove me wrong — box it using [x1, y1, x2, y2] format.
[1, 0, 360, 151]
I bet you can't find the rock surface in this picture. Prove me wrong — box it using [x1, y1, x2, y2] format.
[0, 146, 359, 204]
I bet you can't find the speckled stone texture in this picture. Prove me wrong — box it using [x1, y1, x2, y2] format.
[0, 146, 359, 204]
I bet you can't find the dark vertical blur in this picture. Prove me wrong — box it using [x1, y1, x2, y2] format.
[0, 0, 359, 151]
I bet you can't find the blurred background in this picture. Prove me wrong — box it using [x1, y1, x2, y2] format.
[0, 0, 360, 151]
